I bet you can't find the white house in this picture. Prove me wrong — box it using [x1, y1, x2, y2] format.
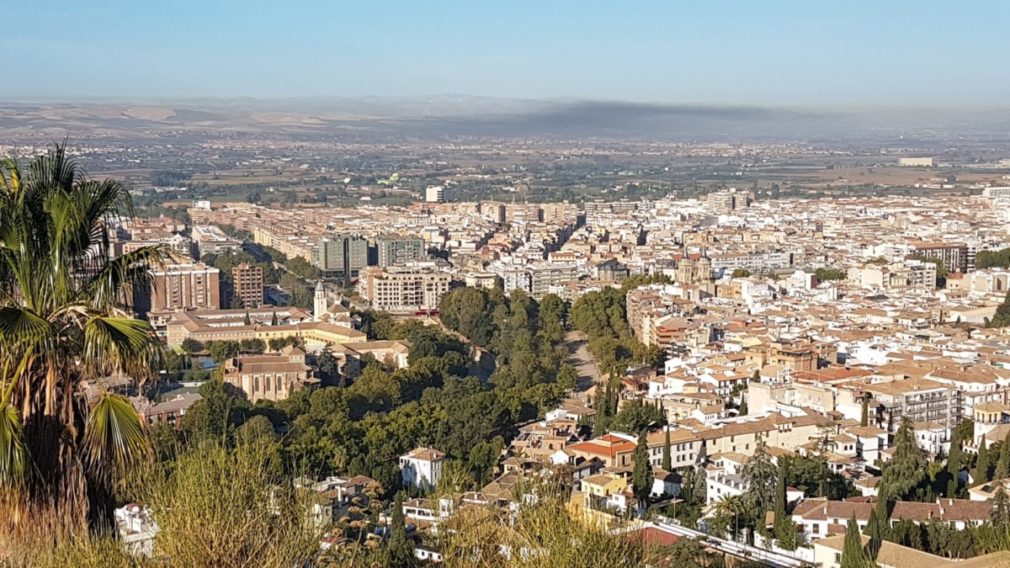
[913, 422, 950, 457]
[399, 447, 445, 491]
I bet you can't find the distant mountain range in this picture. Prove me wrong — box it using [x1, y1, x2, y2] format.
[2, 96, 1010, 143]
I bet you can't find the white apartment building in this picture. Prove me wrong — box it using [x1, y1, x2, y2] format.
[359, 265, 451, 313]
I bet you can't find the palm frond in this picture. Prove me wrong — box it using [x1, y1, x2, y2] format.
[0, 306, 52, 343]
[0, 402, 28, 489]
[80, 244, 167, 310]
[82, 316, 159, 376]
[83, 392, 148, 477]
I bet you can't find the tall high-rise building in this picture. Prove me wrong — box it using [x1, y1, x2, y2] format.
[231, 263, 264, 308]
[312, 235, 368, 280]
[142, 262, 221, 315]
[376, 236, 426, 267]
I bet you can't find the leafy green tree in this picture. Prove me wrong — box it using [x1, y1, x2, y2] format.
[180, 379, 251, 443]
[612, 399, 664, 434]
[235, 415, 278, 446]
[632, 429, 654, 509]
[0, 145, 165, 536]
[206, 340, 242, 362]
[182, 338, 205, 354]
[881, 418, 926, 500]
[731, 268, 751, 278]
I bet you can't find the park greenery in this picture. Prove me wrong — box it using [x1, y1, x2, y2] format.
[813, 267, 847, 282]
[569, 285, 666, 377]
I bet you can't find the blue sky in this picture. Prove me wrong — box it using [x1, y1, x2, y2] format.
[2, 0, 1008, 106]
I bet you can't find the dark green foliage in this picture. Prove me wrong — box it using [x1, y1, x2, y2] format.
[439, 287, 497, 346]
[946, 419, 971, 497]
[150, 170, 191, 186]
[619, 273, 672, 293]
[889, 519, 923, 551]
[731, 268, 751, 278]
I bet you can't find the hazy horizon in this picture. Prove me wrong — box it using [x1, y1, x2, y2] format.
[3, 0, 1009, 106]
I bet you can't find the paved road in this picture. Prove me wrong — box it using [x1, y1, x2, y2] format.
[562, 330, 602, 396]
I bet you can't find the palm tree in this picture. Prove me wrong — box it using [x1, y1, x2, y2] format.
[0, 144, 166, 541]
[714, 494, 746, 541]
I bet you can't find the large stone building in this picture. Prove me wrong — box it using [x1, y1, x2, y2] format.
[224, 346, 317, 403]
[160, 307, 366, 350]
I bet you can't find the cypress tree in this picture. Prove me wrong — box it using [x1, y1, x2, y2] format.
[860, 397, 869, 427]
[270, 310, 279, 326]
[873, 491, 891, 541]
[388, 491, 415, 566]
[662, 427, 672, 472]
[243, 310, 251, 325]
[995, 486, 1010, 528]
[881, 418, 926, 500]
[976, 436, 993, 483]
[841, 515, 872, 568]
[632, 429, 654, 511]
[866, 508, 883, 560]
[774, 461, 797, 550]
[997, 440, 1010, 480]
